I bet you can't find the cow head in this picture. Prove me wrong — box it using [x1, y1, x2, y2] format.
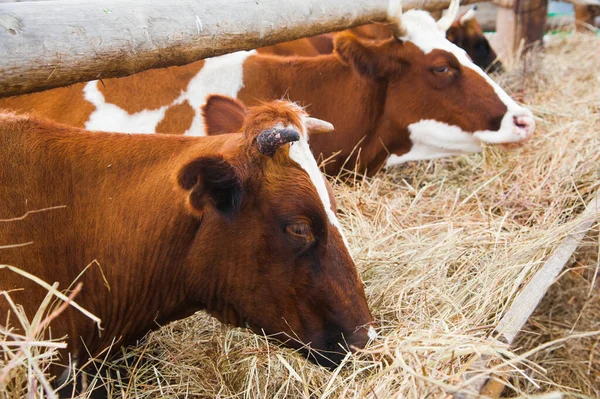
[333, 0, 535, 167]
[178, 100, 373, 367]
[446, 6, 503, 73]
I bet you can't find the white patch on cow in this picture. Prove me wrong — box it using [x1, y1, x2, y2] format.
[286, 123, 351, 251]
[84, 81, 168, 133]
[179, 50, 255, 136]
[368, 325, 378, 340]
[385, 119, 482, 166]
[81, 51, 255, 135]
[394, 10, 535, 145]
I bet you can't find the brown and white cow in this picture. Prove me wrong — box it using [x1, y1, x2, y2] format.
[0, 101, 375, 384]
[258, 6, 502, 73]
[0, 0, 534, 176]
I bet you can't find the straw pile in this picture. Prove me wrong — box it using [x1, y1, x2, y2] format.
[2, 31, 599, 398]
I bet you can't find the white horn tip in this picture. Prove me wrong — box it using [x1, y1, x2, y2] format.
[437, 0, 461, 32]
[305, 117, 334, 134]
[460, 8, 477, 24]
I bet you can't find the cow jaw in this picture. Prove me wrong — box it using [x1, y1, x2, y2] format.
[385, 119, 482, 166]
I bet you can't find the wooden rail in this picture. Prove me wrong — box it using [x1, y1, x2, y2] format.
[0, 0, 486, 98]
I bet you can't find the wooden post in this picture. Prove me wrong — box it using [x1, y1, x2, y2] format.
[0, 0, 486, 98]
[493, 0, 547, 60]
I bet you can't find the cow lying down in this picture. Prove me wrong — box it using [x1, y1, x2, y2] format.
[0, 101, 375, 393]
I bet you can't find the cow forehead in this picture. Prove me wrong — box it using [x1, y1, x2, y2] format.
[400, 10, 470, 60]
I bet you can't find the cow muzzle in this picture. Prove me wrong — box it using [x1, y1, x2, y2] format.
[308, 323, 376, 369]
[473, 108, 535, 145]
[512, 113, 535, 141]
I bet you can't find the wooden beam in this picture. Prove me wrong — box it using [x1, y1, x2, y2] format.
[0, 0, 486, 98]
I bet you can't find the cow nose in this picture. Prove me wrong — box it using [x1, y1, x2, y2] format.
[513, 114, 535, 141]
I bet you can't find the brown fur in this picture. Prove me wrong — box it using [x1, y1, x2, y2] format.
[0, 103, 373, 380]
[0, 84, 94, 128]
[156, 100, 196, 134]
[257, 38, 323, 57]
[99, 61, 205, 114]
[446, 11, 502, 72]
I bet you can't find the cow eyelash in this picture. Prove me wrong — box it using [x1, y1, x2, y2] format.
[286, 221, 313, 237]
[431, 65, 450, 74]
[285, 220, 316, 246]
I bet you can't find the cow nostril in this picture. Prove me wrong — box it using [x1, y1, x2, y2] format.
[514, 116, 527, 129]
[513, 114, 535, 139]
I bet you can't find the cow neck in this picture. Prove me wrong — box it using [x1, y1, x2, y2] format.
[238, 54, 387, 173]
[37, 127, 242, 355]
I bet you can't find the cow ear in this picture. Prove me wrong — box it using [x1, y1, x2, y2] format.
[177, 156, 242, 217]
[334, 33, 399, 79]
[201, 94, 247, 135]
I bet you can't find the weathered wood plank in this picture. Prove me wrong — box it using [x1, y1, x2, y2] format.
[455, 191, 600, 397]
[0, 0, 486, 98]
[494, 192, 600, 343]
[494, 0, 548, 59]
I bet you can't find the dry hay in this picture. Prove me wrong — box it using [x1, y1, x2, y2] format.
[2, 31, 599, 398]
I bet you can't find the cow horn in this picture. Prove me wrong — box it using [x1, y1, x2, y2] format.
[256, 127, 300, 156]
[305, 117, 334, 134]
[459, 5, 477, 25]
[437, 0, 460, 32]
[387, 0, 408, 38]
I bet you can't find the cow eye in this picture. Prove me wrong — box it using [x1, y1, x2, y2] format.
[432, 65, 450, 74]
[285, 220, 315, 244]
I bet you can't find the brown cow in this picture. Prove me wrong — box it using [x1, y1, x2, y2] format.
[0, 101, 375, 388]
[258, 6, 502, 72]
[0, 0, 534, 176]
[446, 6, 502, 73]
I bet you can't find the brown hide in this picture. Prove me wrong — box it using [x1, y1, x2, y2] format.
[257, 38, 323, 57]
[0, 104, 373, 378]
[446, 11, 502, 73]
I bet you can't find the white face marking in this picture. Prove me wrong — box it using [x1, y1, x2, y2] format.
[285, 120, 351, 251]
[180, 50, 254, 136]
[383, 10, 535, 165]
[83, 51, 255, 135]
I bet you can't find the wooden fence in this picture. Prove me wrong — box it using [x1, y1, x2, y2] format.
[0, 0, 485, 98]
[1, 0, 598, 98]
